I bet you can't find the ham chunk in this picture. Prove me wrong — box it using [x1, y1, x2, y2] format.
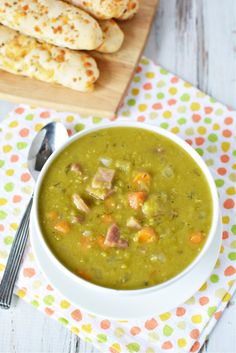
[92, 167, 115, 189]
[104, 223, 128, 249]
[86, 185, 114, 200]
[70, 214, 85, 224]
[70, 163, 82, 174]
[72, 194, 90, 213]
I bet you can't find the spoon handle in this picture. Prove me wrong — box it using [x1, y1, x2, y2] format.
[0, 196, 33, 309]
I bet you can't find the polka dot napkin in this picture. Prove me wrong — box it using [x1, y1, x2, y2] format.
[0, 57, 235, 353]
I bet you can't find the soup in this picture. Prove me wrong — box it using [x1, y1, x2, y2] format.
[39, 127, 212, 290]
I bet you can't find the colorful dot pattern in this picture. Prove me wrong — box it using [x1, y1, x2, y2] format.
[0, 57, 235, 353]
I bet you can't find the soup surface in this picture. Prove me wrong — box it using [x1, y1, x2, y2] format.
[39, 127, 212, 290]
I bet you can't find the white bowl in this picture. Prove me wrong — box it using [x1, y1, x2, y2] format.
[32, 122, 220, 299]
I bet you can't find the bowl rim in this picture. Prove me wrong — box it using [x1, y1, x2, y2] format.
[33, 121, 219, 295]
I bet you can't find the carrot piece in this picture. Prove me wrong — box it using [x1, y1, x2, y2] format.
[128, 192, 147, 209]
[137, 227, 157, 244]
[133, 172, 151, 189]
[101, 214, 114, 224]
[97, 235, 107, 249]
[79, 236, 91, 250]
[46, 211, 58, 220]
[54, 220, 70, 234]
[190, 232, 204, 244]
[77, 270, 92, 282]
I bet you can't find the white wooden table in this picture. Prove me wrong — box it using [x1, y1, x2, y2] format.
[0, 1, 236, 352]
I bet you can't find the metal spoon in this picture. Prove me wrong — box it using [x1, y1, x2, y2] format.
[0, 122, 68, 309]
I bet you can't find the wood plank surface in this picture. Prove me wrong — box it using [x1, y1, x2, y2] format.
[0, 1, 236, 353]
[0, 0, 159, 118]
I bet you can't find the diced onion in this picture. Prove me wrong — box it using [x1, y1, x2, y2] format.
[83, 230, 92, 237]
[100, 157, 112, 167]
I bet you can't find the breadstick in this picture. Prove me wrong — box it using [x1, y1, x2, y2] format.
[97, 20, 124, 53]
[119, 0, 139, 20]
[0, 25, 99, 92]
[64, 0, 128, 20]
[0, 0, 103, 50]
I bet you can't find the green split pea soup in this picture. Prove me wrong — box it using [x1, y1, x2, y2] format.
[39, 127, 213, 290]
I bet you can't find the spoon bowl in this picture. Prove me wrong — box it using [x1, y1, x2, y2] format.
[28, 122, 69, 181]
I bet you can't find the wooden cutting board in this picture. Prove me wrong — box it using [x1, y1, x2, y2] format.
[0, 0, 159, 118]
